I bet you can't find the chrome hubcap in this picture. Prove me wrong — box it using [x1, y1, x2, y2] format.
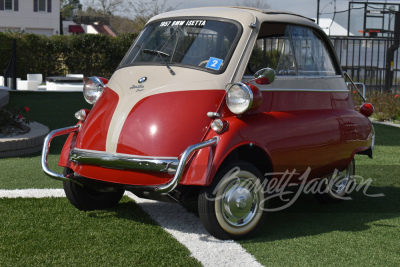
[236, 196, 247, 209]
[222, 178, 259, 226]
[330, 163, 353, 195]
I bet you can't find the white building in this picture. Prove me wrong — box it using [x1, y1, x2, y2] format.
[62, 20, 116, 37]
[317, 18, 353, 36]
[0, 0, 60, 36]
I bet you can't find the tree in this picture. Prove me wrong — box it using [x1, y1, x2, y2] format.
[236, 0, 270, 10]
[83, 0, 127, 16]
[61, 0, 82, 20]
[128, 0, 175, 31]
[77, 5, 135, 35]
[76, 0, 176, 34]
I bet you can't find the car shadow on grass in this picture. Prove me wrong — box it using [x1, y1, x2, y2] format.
[246, 185, 400, 243]
[86, 197, 161, 227]
[81, 184, 399, 243]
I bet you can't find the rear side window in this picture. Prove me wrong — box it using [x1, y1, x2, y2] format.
[248, 23, 338, 76]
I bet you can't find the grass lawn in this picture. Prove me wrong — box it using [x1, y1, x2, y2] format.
[238, 124, 400, 266]
[1, 92, 400, 266]
[1, 92, 201, 266]
[0, 197, 200, 266]
[1, 91, 92, 189]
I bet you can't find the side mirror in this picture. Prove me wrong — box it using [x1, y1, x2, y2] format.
[254, 68, 276, 85]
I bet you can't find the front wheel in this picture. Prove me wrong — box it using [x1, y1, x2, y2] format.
[63, 169, 125, 211]
[198, 161, 267, 240]
[314, 159, 355, 203]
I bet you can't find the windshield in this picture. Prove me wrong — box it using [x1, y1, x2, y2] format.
[119, 19, 241, 72]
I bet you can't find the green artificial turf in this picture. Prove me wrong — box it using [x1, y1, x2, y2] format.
[1, 91, 91, 189]
[0, 197, 200, 266]
[238, 123, 400, 266]
[1, 92, 399, 266]
[1, 92, 201, 266]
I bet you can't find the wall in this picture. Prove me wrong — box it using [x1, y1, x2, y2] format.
[0, 0, 60, 36]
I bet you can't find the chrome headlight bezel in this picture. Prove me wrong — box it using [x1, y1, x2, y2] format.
[83, 77, 105, 105]
[226, 82, 254, 115]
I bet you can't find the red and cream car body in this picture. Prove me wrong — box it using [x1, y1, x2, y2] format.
[42, 7, 374, 240]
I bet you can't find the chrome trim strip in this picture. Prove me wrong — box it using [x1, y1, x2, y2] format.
[41, 125, 81, 184]
[343, 72, 366, 102]
[243, 75, 344, 80]
[371, 125, 375, 151]
[258, 89, 350, 92]
[346, 82, 366, 98]
[155, 136, 219, 194]
[71, 148, 178, 160]
[69, 149, 179, 173]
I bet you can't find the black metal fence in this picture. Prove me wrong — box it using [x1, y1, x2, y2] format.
[330, 37, 400, 94]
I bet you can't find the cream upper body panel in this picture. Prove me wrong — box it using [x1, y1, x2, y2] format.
[108, 65, 226, 97]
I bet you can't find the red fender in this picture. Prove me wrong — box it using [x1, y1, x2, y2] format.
[180, 115, 273, 186]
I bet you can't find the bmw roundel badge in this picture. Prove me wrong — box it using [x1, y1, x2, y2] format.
[138, 77, 147, 83]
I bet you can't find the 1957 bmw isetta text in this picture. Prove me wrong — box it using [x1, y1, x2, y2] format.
[42, 7, 374, 240]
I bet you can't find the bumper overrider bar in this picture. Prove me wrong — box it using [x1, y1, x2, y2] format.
[41, 125, 219, 194]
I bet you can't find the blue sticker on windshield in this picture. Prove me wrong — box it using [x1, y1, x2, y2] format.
[205, 57, 223, 70]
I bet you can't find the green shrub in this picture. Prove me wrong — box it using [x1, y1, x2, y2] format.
[0, 32, 137, 80]
[350, 89, 399, 122]
[0, 106, 32, 136]
[367, 92, 400, 121]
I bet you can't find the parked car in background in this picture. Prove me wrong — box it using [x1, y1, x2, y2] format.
[42, 7, 374, 240]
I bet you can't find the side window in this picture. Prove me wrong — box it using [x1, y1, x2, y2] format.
[248, 23, 337, 76]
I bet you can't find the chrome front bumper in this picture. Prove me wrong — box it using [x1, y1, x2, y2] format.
[69, 148, 180, 173]
[41, 125, 218, 194]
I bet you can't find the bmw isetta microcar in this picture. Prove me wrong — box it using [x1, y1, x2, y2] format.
[42, 7, 374, 240]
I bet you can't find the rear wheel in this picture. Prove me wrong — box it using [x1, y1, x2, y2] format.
[63, 168, 125, 211]
[198, 161, 267, 240]
[314, 159, 355, 203]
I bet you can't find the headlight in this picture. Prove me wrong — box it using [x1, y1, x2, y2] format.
[226, 83, 254, 114]
[83, 77, 105, 104]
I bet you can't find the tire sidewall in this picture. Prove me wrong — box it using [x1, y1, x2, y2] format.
[201, 161, 267, 239]
[63, 168, 125, 211]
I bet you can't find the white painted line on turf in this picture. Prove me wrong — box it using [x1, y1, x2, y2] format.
[126, 192, 264, 267]
[0, 189, 65, 198]
[0, 189, 264, 267]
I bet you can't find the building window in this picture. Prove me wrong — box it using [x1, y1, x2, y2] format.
[5, 0, 12, 10]
[34, 0, 51, 13]
[38, 0, 45, 11]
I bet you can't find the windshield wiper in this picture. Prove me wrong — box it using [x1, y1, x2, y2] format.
[142, 49, 175, 76]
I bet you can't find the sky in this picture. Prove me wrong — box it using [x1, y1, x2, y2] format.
[167, 0, 347, 19]
[166, 0, 396, 18]
[83, 0, 398, 29]
[82, 0, 351, 19]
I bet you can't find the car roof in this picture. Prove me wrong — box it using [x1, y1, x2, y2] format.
[149, 6, 318, 30]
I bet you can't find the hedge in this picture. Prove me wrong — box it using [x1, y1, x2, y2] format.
[0, 32, 138, 80]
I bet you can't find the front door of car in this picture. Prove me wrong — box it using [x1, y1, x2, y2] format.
[243, 22, 350, 180]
